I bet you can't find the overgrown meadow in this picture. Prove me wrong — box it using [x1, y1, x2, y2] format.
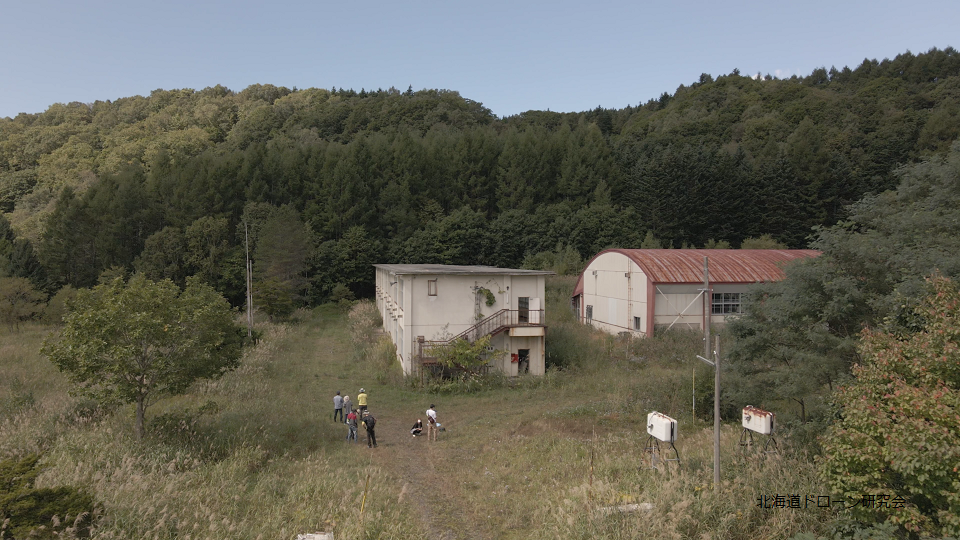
[1, 278, 839, 539]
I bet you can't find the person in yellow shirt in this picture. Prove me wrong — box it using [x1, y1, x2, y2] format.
[357, 388, 368, 416]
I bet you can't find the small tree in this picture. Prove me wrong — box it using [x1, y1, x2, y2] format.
[42, 275, 243, 440]
[42, 285, 77, 326]
[0, 277, 46, 331]
[428, 335, 502, 373]
[821, 276, 960, 537]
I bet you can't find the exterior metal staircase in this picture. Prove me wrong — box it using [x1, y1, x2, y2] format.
[416, 309, 544, 369]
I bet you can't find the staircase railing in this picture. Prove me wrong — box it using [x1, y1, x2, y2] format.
[417, 309, 545, 369]
[448, 309, 544, 343]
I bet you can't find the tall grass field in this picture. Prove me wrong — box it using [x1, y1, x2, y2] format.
[1, 277, 837, 539]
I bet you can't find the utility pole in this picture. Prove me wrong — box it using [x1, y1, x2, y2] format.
[244, 221, 253, 338]
[704, 256, 710, 360]
[700, 256, 720, 492]
[713, 334, 720, 492]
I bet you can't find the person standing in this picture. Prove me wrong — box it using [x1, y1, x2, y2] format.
[362, 411, 377, 448]
[342, 395, 352, 421]
[426, 404, 438, 442]
[345, 408, 358, 443]
[357, 388, 368, 416]
[333, 391, 344, 423]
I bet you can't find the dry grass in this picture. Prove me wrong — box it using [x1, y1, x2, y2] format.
[1, 284, 837, 539]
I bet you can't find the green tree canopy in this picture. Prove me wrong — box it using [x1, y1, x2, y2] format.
[0, 277, 45, 331]
[42, 275, 243, 440]
[427, 334, 501, 373]
[728, 141, 960, 421]
[821, 276, 960, 537]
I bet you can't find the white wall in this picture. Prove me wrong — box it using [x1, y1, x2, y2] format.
[580, 252, 648, 335]
[579, 254, 755, 336]
[376, 268, 547, 376]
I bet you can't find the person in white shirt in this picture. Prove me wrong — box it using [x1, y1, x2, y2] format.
[426, 404, 438, 441]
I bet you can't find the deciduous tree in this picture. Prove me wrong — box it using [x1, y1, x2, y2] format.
[0, 277, 45, 331]
[42, 275, 243, 440]
[821, 276, 960, 537]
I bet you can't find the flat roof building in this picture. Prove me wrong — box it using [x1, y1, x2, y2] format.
[375, 264, 553, 376]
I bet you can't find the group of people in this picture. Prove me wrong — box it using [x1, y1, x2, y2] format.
[410, 404, 439, 441]
[332, 390, 440, 447]
[334, 388, 375, 447]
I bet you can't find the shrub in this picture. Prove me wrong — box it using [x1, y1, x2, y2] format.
[41, 285, 76, 326]
[0, 454, 97, 539]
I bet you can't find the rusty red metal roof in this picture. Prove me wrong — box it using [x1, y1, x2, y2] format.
[572, 249, 820, 296]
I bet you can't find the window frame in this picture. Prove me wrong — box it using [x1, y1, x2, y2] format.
[711, 292, 742, 315]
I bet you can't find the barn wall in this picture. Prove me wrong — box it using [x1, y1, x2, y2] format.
[580, 252, 649, 335]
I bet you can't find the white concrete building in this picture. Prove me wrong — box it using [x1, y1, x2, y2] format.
[374, 264, 553, 376]
[572, 249, 819, 336]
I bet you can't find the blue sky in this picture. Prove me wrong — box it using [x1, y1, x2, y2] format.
[1, 0, 957, 119]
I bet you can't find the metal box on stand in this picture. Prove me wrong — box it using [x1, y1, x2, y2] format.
[646, 411, 677, 442]
[742, 406, 775, 435]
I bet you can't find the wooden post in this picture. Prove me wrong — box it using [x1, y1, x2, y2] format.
[361, 473, 371, 514]
[590, 427, 595, 498]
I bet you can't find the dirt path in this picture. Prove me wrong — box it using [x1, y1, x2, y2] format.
[310, 314, 494, 539]
[363, 409, 493, 540]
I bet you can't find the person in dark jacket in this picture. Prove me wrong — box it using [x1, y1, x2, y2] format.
[362, 411, 377, 448]
[411, 419, 423, 437]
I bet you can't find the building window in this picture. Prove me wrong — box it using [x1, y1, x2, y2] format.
[585, 305, 593, 322]
[712, 292, 742, 315]
[428, 279, 438, 296]
[634, 316, 642, 330]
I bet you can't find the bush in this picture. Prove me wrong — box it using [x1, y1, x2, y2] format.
[521, 244, 584, 276]
[422, 371, 510, 394]
[149, 400, 223, 457]
[349, 300, 403, 383]
[329, 282, 355, 310]
[42, 285, 76, 326]
[0, 454, 97, 539]
[0, 377, 35, 418]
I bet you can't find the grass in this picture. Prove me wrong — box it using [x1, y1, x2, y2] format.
[0, 279, 839, 539]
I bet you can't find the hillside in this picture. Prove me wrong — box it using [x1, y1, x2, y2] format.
[1, 48, 959, 306]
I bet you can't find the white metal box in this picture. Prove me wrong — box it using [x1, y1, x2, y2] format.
[646, 411, 677, 442]
[742, 406, 775, 435]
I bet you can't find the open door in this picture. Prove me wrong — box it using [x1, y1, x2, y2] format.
[518, 349, 530, 374]
[529, 297, 541, 323]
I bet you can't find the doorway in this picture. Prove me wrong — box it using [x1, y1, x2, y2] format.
[518, 296, 529, 323]
[518, 349, 530, 374]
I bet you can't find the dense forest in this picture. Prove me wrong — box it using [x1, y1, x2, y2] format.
[2, 47, 960, 310]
